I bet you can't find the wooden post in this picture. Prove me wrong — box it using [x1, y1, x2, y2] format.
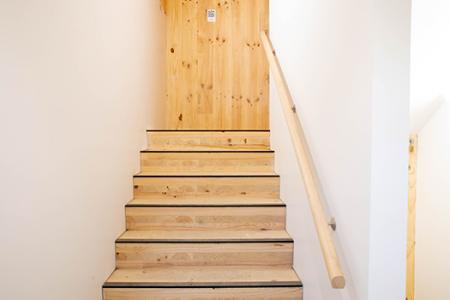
[406, 135, 418, 300]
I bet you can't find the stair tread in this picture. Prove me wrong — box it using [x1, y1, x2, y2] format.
[147, 131, 271, 151]
[117, 229, 292, 242]
[147, 130, 271, 132]
[128, 198, 284, 206]
[104, 266, 301, 287]
[148, 148, 272, 151]
[142, 149, 274, 153]
[135, 171, 278, 176]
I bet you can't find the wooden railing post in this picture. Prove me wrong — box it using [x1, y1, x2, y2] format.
[260, 31, 346, 289]
[406, 135, 418, 300]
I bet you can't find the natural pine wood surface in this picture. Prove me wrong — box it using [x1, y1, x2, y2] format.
[406, 135, 417, 300]
[103, 287, 302, 300]
[136, 171, 276, 176]
[126, 206, 286, 231]
[140, 151, 274, 173]
[117, 229, 292, 242]
[115, 242, 293, 268]
[103, 130, 302, 297]
[127, 197, 283, 206]
[147, 131, 270, 151]
[165, 0, 269, 129]
[105, 266, 300, 286]
[133, 176, 280, 199]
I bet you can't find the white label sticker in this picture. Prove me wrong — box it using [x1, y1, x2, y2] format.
[207, 9, 216, 23]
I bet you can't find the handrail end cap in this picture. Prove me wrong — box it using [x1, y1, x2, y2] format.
[332, 276, 346, 289]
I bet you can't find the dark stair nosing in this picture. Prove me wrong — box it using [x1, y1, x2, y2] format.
[140, 150, 275, 153]
[147, 129, 270, 132]
[115, 239, 294, 244]
[126, 203, 286, 208]
[133, 174, 280, 178]
[103, 281, 303, 289]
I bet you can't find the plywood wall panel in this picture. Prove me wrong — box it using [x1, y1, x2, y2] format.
[165, 0, 269, 129]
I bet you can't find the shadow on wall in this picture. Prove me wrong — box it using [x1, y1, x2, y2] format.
[410, 95, 445, 134]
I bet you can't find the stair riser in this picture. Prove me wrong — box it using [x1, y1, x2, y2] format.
[126, 207, 286, 231]
[147, 131, 270, 151]
[103, 287, 302, 300]
[133, 177, 280, 199]
[115, 242, 293, 268]
[140, 152, 274, 173]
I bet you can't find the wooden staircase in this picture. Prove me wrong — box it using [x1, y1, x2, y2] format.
[103, 130, 303, 299]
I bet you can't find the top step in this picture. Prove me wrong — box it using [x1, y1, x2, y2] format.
[147, 130, 270, 151]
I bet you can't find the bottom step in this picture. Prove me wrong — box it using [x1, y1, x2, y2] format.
[104, 266, 302, 299]
[103, 287, 302, 300]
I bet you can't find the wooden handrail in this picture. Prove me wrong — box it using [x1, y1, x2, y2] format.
[260, 31, 346, 289]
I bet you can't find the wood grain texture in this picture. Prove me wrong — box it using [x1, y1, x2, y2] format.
[105, 266, 301, 286]
[133, 176, 280, 199]
[118, 229, 292, 242]
[137, 171, 276, 176]
[104, 287, 302, 300]
[140, 151, 274, 173]
[165, 0, 269, 129]
[406, 135, 417, 300]
[115, 242, 293, 268]
[126, 206, 286, 231]
[128, 197, 283, 206]
[147, 130, 271, 151]
[160, 0, 167, 14]
[103, 131, 302, 297]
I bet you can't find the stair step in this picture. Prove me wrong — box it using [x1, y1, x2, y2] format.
[117, 229, 292, 242]
[140, 150, 274, 173]
[147, 130, 271, 151]
[135, 173, 279, 176]
[137, 171, 277, 176]
[115, 242, 293, 269]
[126, 205, 286, 231]
[104, 266, 302, 288]
[103, 129, 302, 298]
[115, 230, 293, 268]
[133, 175, 280, 199]
[128, 197, 283, 206]
[137, 171, 279, 176]
[103, 287, 303, 300]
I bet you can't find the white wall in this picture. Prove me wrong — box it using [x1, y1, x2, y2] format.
[270, 1, 410, 299]
[414, 103, 450, 300]
[0, 1, 165, 299]
[410, 0, 450, 299]
[368, 1, 411, 299]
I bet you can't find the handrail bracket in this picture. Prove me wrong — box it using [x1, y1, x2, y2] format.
[291, 105, 297, 114]
[329, 218, 337, 231]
